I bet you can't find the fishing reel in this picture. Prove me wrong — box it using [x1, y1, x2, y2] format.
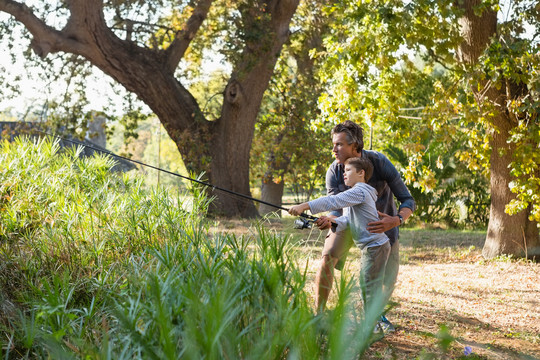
[293, 216, 338, 231]
[293, 217, 314, 230]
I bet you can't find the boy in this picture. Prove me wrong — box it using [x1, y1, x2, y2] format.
[289, 157, 391, 314]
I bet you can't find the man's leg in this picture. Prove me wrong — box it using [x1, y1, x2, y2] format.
[316, 229, 353, 312]
[315, 254, 338, 312]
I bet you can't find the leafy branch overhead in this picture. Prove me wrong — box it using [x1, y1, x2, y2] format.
[0, 0, 301, 217]
[316, 0, 539, 258]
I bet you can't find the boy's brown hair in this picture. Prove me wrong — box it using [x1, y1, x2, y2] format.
[345, 157, 373, 182]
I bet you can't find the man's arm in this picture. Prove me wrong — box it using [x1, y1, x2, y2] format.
[367, 152, 416, 233]
[367, 207, 413, 233]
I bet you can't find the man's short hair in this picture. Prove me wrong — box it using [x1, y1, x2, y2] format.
[331, 120, 364, 152]
[345, 157, 373, 182]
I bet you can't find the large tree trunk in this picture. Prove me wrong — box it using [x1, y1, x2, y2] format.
[0, 0, 300, 218]
[206, 0, 300, 217]
[483, 111, 540, 258]
[457, 0, 540, 259]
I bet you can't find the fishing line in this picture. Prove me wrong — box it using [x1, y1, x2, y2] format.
[34, 129, 324, 226]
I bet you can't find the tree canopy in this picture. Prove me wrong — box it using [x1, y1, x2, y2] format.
[316, 0, 539, 258]
[0, 0, 301, 217]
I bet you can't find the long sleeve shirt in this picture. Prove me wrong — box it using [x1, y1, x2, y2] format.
[325, 150, 416, 245]
[309, 182, 389, 249]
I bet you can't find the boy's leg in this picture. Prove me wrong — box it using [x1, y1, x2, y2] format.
[377, 239, 399, 332]
[360, 242, 391, 316]
[316, 229, 353, 312]
[382, 238, 400, 305]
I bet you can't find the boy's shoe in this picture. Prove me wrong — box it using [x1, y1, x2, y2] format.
[378, 315, 396, 333]
[370, 323, 385, 344]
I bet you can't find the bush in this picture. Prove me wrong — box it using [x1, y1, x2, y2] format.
[0, 138, 377, 359]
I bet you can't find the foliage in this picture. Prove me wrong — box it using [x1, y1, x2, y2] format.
[385, 144, 490, 228]
[315, 0, 540, 226]
[0, 0, 306, 217]
[114, 116, 190, 189]
[251, 0, 332, 203]
[495, 40, 540, 221]
[0, 138, 380, 359]
[251, 64, 331, 202]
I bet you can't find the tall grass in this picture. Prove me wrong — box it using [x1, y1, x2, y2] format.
[0, 137, 377, 359]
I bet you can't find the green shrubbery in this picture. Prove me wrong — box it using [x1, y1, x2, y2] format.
[0, 138, 378, 359]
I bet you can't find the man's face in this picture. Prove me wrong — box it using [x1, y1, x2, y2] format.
[332, 132, 357, 164]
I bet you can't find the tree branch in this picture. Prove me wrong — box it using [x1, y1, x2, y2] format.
[164, 0, 214, 73]
[0, 0, 83, 57]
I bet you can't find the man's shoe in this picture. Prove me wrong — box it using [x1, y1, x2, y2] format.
[379, 315, 396, 333]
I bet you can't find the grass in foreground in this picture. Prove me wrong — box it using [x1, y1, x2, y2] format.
[1, 138, 382, 359]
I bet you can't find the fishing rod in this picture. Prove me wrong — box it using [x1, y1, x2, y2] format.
[34, 129, 332, 230]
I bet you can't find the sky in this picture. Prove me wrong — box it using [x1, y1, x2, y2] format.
[0, 51, 228, 119]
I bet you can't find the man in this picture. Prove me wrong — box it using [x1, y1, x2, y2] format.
[315, 120, 415, 332]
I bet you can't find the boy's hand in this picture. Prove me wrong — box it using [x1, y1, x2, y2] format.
[288, 203, 309, 216]
[314, 215, 333, 230]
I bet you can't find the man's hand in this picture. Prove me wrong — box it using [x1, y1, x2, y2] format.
[367, 211, 400, 233]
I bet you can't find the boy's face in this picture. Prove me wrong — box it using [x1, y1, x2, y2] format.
[343, 164, 364, 187]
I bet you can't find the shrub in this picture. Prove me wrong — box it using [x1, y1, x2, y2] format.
[0, 138, 377, 359]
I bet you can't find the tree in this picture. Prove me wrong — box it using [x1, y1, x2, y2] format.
[455, 0, 539, 257]
[319, 0, 539, 258]
[251, 0, 331, 215]
[0, 0, 300, 217]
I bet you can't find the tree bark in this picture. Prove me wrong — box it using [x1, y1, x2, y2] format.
[260, 176, 286, 216]
[259, 146, 291, 216]
[0, 0, 300, 218]
[206, 0, 300, 217]
[483, 110, 540, 258]
[457, 0, 540, 259]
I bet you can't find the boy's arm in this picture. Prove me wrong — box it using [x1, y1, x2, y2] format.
[289, 186, 365, 217]
[309, 186, 365, 215]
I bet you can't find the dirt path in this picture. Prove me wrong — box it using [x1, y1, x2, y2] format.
[315, 245, 539, 359]
[370, 261, 539, 359]
[294, 248, 540, 359]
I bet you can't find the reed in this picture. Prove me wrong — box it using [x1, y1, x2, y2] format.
[1, 138, 379, 359]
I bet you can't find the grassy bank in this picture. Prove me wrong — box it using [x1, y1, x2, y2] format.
[0, 138, 380, 359]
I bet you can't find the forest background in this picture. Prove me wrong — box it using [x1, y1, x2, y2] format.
[0, 0, 539, 358]
[1, 0, 538, 259]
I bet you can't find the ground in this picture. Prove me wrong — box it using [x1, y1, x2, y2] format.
[210, 218, 540, 360]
